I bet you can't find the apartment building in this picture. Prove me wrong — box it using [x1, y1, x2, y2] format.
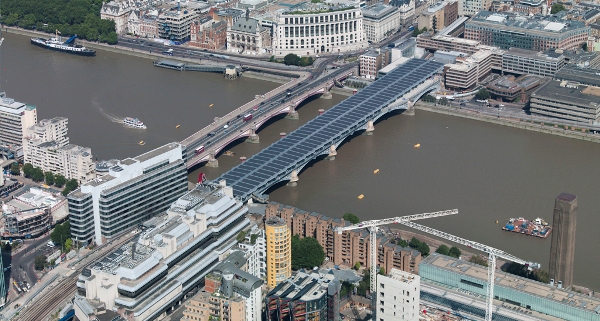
[182, 291, 245, 321]
[502, 48, 566, 77]
[530, 80, 600, 124]
[272, 3, 368, 57]
[360, 51, 383, 79]
[67, 143, 187, 245]
[465, 12, 591, 51]
[266, 270, 341, 321]
[417, 0, 458, 32]
[265, 216, 291, 287]
[227, 14, 272, 55]
[266, 202, 422, 274]
[237, 226, 267, 321]
[158, 8, 198, 41]
[22, 117, 95, 182]
[75, 182, 251, 321]
[0, 94, 37, 147]
[377, 268, 420, 321]
[362, 4, 401, 43]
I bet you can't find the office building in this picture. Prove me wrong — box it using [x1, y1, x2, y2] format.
[67, 143, 187, 245]
[265, 216, 291, 287]
[417, 0, 458, 32]
[265, 203, 422, 274]
[465, 12, 591, 51]
[266, 270, 341, 321]
[549, 193, 578, 290]
[502, 48, 565, 77]
[227, 13, 272, 55]
[0, 93, 37, 147]
[22, 117, 95, 182]
[100, 1, 132, 35]
[555, 65, 600, 87]
[3, 201, 51, 238]
[272, 3, 368, 57]
[362, 4, 401, 43]
[417, 34, 481, 54]
[158, 8, 198, 41]
[360, 51, 383, 79]
[420, 254, 600, 321]
[377, 268, 420, 321]
[444, 48, 503, 90]
[389, 0, 415, 25]
[485, 75, 543, 102]
[190, 17, 227, 50]
[75, 182, 251, 321]
[530, 80, 600, 124]
[391, 38, 417, 61]
[460, 0, 492, 15]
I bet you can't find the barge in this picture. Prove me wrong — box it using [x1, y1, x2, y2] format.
[503, 217, 552, 238]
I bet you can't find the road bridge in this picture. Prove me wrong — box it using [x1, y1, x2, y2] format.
[217, 59, 444, 201]
[181, 65, 355, 169]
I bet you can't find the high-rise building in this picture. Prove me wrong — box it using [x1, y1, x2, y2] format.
[377, 268, 420, 321]
[549, 193, 578, 290]
[265, 216, 291, 287]
[67, 143, 187, 245]
[237, 226, 267, 321]
[0, 93, 37, 147]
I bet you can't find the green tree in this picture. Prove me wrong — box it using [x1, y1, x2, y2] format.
[44, 171, 55, 185]
[64, 238, 73, 253]
[422, 95, 436, 103]
[475, 88, 490, 100]
[340, 281, 354, 298]
[34, 255, 47, 270]
[439, 97, 449, 105]
[62, 178, 79, 196]
[448, 246, 461, 258]
[435, 244, 449, 255]
[417, 242, 430, 256]
[236, 231, 247, 243]
[398, 239, 409, 247]
[22, 163, 33, 178]
[354, 262, 361, 270]
[31, 167, 45, 182]
[409, 237, 421, 249]
[250, 234, 258, 245]
[469, 255, 488, 267]
[379, 267, 385, 275]
[291, 235, 325, 270]
[269, 55, 275, 62]
[54, 174, 66, 188]
[50, 221, 71, 246]
[283, 53, 301, 66]
[10, 163, 20, 176]
[551, 3, 566, 14]
[4, 13, 19, 26]
[343, 213, 360, 224]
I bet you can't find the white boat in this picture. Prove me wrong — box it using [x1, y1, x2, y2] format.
[123, 117, 147, 129]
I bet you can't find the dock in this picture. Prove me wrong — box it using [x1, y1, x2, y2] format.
[153, 60, 242, 78]
[502, 217, 552, 238]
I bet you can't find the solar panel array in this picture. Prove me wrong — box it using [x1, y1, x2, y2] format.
[218, 59, 444, 200]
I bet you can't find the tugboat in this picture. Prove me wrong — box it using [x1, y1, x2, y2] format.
[30, 31, 96, 56]
[123, 117, 147, 129]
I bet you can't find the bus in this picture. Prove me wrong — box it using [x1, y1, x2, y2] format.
[195, 145, 205, 154]
[243, 114, 253, 122]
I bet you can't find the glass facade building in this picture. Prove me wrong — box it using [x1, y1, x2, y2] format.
[420, 254, 600, 321]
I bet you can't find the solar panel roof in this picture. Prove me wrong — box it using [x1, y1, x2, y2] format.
[218, 59, 444, 200]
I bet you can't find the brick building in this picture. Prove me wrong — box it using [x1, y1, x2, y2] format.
[265, 202, 422, 274]
[189, 17, 228, 50]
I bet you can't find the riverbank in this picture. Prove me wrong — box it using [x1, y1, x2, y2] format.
[415, 103, 600, 144]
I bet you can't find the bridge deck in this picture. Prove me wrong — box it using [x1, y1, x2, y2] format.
[218, 59, 444, 200]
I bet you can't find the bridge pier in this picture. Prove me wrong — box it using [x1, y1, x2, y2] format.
[287, 170, 299, 186]
[326, 145, 337, 160]
[207, 151, 219, 168]
[320, 86, 332, 100]
[246, 127, 260, 143]
[404, 99, 415, 116]
[364, 120, 375, 135]
[286, 106, 299, 120]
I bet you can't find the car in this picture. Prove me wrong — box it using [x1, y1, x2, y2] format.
[207, 132, 216, 137]
[499, 104, 505, 107]
[460, 102, 466, 106]
[47, 241, 55, 248]
[14, 304, 20, 309]
[223, 124, 229, 129]
[237, 114, 242, 119]
[206, 141, 211, 145]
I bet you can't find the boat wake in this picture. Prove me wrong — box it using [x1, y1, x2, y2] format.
[97, 107, 124, 124]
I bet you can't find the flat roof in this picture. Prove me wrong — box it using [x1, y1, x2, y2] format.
[532, 80, 600, 108]
[468, 11, 589, 34]
[504, 47, 563, 61]
[555, 65, 600, 87]
[135, 142, 180, 163]
[362, 3, 397, 19]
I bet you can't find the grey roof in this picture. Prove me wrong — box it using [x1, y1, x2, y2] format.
[468, 11, 589, 34]
[362, 4, 398, 19]
[390, 0, 412, 7]
[531, 80, 600, 107]
[212, 251, 263, 297]
[555, 65, 600, 87]
[230, 17, 263, 33]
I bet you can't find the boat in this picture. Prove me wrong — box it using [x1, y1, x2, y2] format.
[502, 217, 552, 238]
[30, 31, 95, 56]
[123, 117, 147, 129]
[414, 143, 421, 148]
[176, 125, 181, 129]
[374, 169, 380, 174]
[357, 194, 364, 199]
[139, 141, 145, 145]
[209, 104, 214, 107]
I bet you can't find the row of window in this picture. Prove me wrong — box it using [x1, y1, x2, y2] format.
[282, 21, 359, 38]
[283, 12, 358, 25]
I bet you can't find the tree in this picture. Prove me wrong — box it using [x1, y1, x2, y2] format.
[417, 242, 430, 256]
[250, 234, 258, 245]
[422, 95, 436, 103]
[379, 267, 385, 275]
[291, 235, 325, 270]
[354, 262, 361, 270]
[62, 178, 79, 196]
[551, 3, 566, 14]
[439, 97, 449, 105]
[435, 244, 449, 255]
[398, 239, 409, 248]
[64, 238, 73, 253]
[583, 42, 588, 51]
[10, 163, 20, 176]
[31, 167, 45, 182]
[50, 221, 71, 246]
[54, 174, 66, 188]
[409, 237, 421, 249]
[469, 255, 488, 267]
[448, 246, 461, 258]
[475, 88, 490, 100]
[236, 231, 247, 243]
[22, 163, 33, 178]
[343, 213, 360, 224]
[34, 255, 47, 271]
[284, 53, 301, 66]
[44, 171, 55, 185]
[340, 281, 354, 298]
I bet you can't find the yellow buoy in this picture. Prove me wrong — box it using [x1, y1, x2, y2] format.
[139, 141, 145, 145]
[176, 124, 181, 129]
[358, 194, 364, 199]
[374, 169, 380, 174]
[414, 143, 421, 148]
[496, 220, 499, 224]
[209, 104, 214, 107]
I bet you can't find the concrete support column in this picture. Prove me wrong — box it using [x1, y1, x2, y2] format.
[405, 99, 415, 116]
[326, 145, 337, 160]
[287, 170, 299, 186]
[320, 86, 332, 99]
[246, 126, 260, 143]
[286, 105, 299, 120]
[207, 150, 219, 167]
[364, 120, 375, 135]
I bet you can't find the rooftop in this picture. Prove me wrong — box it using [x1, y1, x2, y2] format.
[531, 80, 600, 108]
[135, 142, 181, 163]
[468, 11, 589, 33]
[555, 65, 600, 87]
[361, 4, 397, 19]
[505, 47, 564, 61]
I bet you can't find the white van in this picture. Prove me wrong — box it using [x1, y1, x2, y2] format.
[47, 241, 55, 248]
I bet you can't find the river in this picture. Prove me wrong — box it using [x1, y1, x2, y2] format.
[4, 32, 600, 290]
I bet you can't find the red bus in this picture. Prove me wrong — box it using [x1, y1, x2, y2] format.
[195, 145, 205, 154]
[243, 114, 253, 122]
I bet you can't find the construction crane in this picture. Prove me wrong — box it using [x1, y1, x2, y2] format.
[399, 220, 541, 321]
[334, 209, 459, 321]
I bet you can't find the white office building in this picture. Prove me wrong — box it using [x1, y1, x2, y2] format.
[362, 4, 401, 43]
[272, 3, 368, 57]
[0, 93, 37, 147]
[67, 143, 188, 245]
[377, 268, 420, 321]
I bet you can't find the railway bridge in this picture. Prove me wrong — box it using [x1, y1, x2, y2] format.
[217, 59, 445, 201]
